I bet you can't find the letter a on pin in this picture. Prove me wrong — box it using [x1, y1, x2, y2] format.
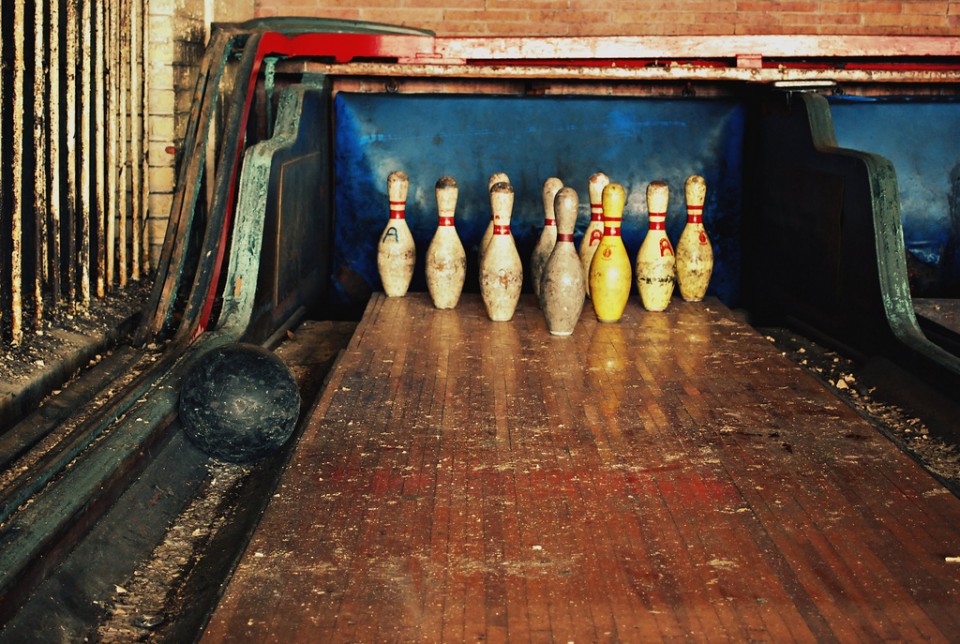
[377, 171, 416, 297]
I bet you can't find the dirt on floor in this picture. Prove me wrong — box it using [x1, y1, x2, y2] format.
[0, 282, 150, 383]
[759, 326, 960, 489]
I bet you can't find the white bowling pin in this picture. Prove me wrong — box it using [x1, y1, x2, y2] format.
[480, 182, 523, 321]
[426, 176, 466, 309]
[478, 172, 510, 266]
[531, 177, 564, 304]
[676, 174, 713, 302]
[579, 172, 610, 297]
[541, 187, 586, 336]
[635, 180, 675, 312]
[377, 170, 415, 297]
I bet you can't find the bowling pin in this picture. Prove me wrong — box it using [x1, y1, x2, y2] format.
[579, 172, 610, 297]
[478, 172, 511, 266]
[426, 176, 467, 309]
[531, 177, 564, 303]
[676, 174, 713, 302]
[480, 182, 523, 321]
[636, 180, 676, 312]
[589, 183, 631, 323]
[377, 170, 415, 297]
[541, 187, 586, 336]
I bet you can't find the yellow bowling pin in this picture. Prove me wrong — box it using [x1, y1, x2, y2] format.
[426, 176, 466, 309]
[636, 180, 675, 311]
[480, 182, 523, 321]
[478, 172, 510, 266]
[377, 170, 415, 297]
[531, 177, 564, 303]
[589, 183, 631, 323]
[676, 175, 713, 302]
[579, 172, 610, 297]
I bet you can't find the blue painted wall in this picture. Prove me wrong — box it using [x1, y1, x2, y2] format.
[332, 93, 746, 309]
[829, 97, 960, 296]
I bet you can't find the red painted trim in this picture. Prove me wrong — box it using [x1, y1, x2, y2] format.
[195, 31, 436, 337]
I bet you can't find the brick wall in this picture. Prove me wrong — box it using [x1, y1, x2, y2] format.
[252, 0, 960, 36]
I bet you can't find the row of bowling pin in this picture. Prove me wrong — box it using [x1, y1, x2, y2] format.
[375, 170, 714, 333]
[376, 170, 469, 309]
[587, 174, 714, 323]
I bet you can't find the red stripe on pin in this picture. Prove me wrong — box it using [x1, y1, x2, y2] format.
[557, 233, 574, 242]
[439, 217, 455, 226]
[686, 205, 703, 213]
[545, 218, 556, 226]
[649, 222, 666, 230]
[687, 215, 703, 224]
[390, 209, 405, 220]
[494, 224, 511, 235]
[604, 226, 621, 236]
[591, 205, 603, 220]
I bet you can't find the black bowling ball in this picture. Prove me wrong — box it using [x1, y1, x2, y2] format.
[178, 343, 301, 464]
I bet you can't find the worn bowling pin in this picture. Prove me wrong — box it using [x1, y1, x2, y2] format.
[636, 180, 676, 311]
[589, 183, 631, 323]
[479, 172, 511, 266]
[377, 171, 415, 297]
[579, 172, 610, 297]
[480, 182, 523, 321]
[676, 174, 713, 302]
[531, 177, 564, 303]
[541, 187, 586, 336]
[426, 176, 467, 309]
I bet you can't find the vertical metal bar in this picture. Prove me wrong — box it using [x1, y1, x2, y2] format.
[95, 0, 106, 298]
[34, 0, 49, 328]
[66, 0, 80, 307]
[49, 0, 63, 306]
[11, 0, 26, 344]
[80, 0, 93, 306]
[130, 0, 142, 281]
[106, 0, 118, 291]
[0, 0, 5, 332]
[141, 0, 151, 275]
[118, 0, 129, 287]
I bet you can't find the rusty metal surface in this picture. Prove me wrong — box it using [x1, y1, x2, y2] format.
[106, 0, 118, 292]
[0, 0, 148, 342]
[140, 0, 151, 275]
[294, 60, 960, 86]
[119, 0, 130, 287]
[48, 0, 62, 306]
[11, 0, 26, 346]
[94, 0, 106, 299]
[33, 0, 48, 329]
[80, 0, 92, 306]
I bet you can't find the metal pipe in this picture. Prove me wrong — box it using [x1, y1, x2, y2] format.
[106, 0, 118, 291]
[95, 0, 106, 299]
[130, 0, 142, 281]
[11, 0, 26, 345]
[0, 0, 5, 330]
[118, 0, 129, 287]
[141, 0, 151, 275]
[34, 0, 49, 328]
[49, 0, 62, 307]
[80, 0, 93, 306]
[65, 0, 79, 307]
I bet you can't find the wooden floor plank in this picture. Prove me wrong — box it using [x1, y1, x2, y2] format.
[202, 293, 960, 643]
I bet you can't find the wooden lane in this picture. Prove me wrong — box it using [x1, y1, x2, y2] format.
[202, 293, 960, 642]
